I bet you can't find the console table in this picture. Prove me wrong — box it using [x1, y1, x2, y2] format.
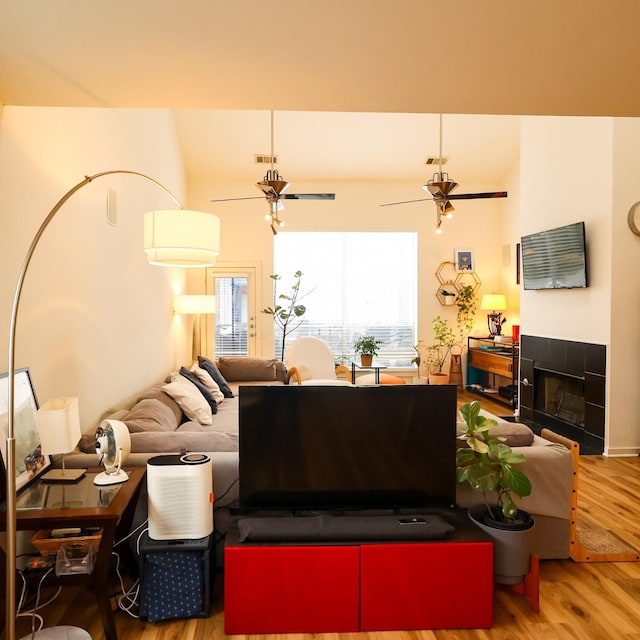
[1, 467, 145, 640]
[224, 511, 494, 633]
[467, 336, 519, 407]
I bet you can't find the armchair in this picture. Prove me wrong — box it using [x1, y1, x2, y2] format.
[285, 337, 352, 385]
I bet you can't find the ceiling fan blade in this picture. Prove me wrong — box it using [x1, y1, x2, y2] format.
[447, 191, 508, 200]
[210, 196, 265, 203]
[281, 193, 336, 200]
[380, 198, 432, 207]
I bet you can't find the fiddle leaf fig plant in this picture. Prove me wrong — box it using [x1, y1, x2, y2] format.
[456, 401, 532, 522]
[262, 270, 313, 360]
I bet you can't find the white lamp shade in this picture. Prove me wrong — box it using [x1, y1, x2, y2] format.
[36, 397, 81, 455]
[174, 294, 216, 315]
[480, 293, 507, 311]
[144, 209, 220, 268]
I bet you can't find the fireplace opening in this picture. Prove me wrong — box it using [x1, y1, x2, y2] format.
[534, 368, 585, 433]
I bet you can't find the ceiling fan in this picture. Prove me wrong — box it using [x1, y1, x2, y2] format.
[211, 111, 335, 235]
[381, 114, 507, 234]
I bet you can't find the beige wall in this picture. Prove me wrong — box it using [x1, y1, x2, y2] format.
[0, 106, 191, 433]
[519, 116, 640, 455]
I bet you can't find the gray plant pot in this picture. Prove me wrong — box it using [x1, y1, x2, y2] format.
[469, 504, 536, 585]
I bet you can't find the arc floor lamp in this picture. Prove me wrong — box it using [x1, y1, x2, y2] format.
[4, 170, 220, 640]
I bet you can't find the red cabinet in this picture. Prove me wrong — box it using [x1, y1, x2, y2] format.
[224, 532, 493, 633]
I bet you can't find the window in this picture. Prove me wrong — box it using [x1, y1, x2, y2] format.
[273, 232, 417, 365]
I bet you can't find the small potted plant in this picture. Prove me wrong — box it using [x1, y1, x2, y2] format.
[425, 316, 456, 384]
[353, 336, 382, 367]
[440, 288, 456, 305]
[456, 400, 535, 583]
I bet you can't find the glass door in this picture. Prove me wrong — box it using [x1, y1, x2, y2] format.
[207, 265, 258, 357]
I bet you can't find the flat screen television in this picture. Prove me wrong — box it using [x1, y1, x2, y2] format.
[521, 221, 588, 290]
[238, 384, 457, 511]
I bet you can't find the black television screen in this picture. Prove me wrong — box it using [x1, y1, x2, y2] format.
[238, 384, 457, 511]
[521, 221, 587, 290]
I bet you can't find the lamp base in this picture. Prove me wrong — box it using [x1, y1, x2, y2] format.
[40, 467, 86, 483]
[93, 469, 129, 486]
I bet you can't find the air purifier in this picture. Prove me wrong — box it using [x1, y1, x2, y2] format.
[147, 453, 214, 540]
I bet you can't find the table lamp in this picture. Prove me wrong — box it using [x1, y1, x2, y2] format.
[174, 294, 216, 360]
[480, 293, 507, 337]
[36, 397, 86, 482]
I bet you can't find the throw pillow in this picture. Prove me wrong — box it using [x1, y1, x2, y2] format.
[216, 356, 278, 382]
[456, 420, 534, 448]
[189, 362, 225, 403]
[162, 381, 213, 425]
[197, 356, 234, 398]
[179, 367, 219, 414]
[123, 398, 180, 433]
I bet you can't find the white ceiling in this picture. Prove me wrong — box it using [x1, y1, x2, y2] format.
[2, 1, 638, 188]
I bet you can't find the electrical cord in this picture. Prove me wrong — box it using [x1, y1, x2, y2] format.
[109, 522, 149, 619]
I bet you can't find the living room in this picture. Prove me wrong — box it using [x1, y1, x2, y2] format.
[2, 3, 640, 638]
[2, 106, 639, 457]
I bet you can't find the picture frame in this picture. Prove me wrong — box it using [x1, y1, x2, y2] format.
[454, 248, 474, 272]
[0, 367, 51, 499]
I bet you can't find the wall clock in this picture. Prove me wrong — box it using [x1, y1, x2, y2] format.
[628, 201, 640, 236]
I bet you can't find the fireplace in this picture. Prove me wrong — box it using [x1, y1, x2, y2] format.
[519, 335, 605, 454]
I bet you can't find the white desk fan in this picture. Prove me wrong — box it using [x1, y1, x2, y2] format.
[94, 419, 131, 485]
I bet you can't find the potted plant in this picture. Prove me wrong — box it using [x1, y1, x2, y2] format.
[353, 335, 382, 367]
[425, 316, 456, 384]
[456, 400, 535, 584]
[440, 288, 456, 305]
[449, 284, 478, 388]
[262, 270, 312, 360]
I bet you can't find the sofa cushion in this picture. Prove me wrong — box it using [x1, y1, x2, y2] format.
[198, 356, 234, 398]
[123, 398, 180, 433]
[179, 367, 218, 414]
[162, 380, 213, 425]
[136, 384, 184, 424]
[456, 419, 534, 448]
[217, 356, 280, 382]
[189, 363, 224, 403]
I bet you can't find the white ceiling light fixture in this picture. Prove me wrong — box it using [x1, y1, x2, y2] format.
[210, 110, 335, 236]
[381, 114, 508, 233]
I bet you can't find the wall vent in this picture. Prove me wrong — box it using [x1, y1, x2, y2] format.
[425, 156, 448, 165]
[255, 154, 278, 164]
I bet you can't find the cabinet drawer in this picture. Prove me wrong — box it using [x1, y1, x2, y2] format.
[468, 350, 513, 377]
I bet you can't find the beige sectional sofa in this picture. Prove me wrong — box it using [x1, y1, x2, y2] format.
[64, 360, 574, 560]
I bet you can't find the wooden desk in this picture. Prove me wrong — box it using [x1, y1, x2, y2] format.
[1, 467, 145, 640]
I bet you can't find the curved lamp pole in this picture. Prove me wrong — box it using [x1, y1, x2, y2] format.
[4, 170, 215, 640]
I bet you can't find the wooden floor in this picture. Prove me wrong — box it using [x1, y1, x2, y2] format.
[8, 391, 640, 640]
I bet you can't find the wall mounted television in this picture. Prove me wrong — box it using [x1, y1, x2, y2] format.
[521, 221, 588, 290]
[238, 384, 457, 511]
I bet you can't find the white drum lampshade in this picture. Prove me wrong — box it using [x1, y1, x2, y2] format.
[144, 210, 220, 268]
[36, 397, 86, 482]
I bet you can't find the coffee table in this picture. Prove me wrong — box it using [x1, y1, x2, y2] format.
[1, 467, 145, 640]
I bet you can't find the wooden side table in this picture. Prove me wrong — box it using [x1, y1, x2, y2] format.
[1, 467, 145, 640]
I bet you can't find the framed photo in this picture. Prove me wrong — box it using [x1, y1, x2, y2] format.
[455, 248, 474, 272]
[0, 367, 51, 498]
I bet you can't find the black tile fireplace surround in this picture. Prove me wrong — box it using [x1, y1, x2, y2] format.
[519, 335, 606, 454]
